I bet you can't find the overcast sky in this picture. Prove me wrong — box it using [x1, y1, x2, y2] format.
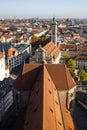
[0, 0, 87, 19]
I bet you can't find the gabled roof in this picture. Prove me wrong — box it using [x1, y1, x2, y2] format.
[14, 63, 76, 130]
[23, 65, 64, 130]
[43, 41, 60, 58]
[14, 63, 76, 91]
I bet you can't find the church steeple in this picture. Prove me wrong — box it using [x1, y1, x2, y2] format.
[51, 17, 58, 45]
[52, 16, 57, 25]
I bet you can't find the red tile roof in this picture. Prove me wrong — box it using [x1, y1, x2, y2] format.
[61, 106, 75, 130]
[8, 47, 19, 57]
[14, 63, 76, 130]
[14, 64, 76, 91]
[59, 43, 87, 51]
[75, 55, 87, 60]
[43, 41, 60, 58]
[14, 64, 42, 90]
[45, 64, 76, 90]
[23, 65, 64, 130]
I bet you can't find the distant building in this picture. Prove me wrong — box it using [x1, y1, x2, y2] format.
[75, 55, 87, 70]
[0, 78, 13, 122]
[59, 43, 87, 57]
[14, 62, 76, 130]
[0, 50, 9, 81]
[35, 42, 61, 64]
[51, 17, 58, 45]
[0, 43, 31, 72]
[80, 30, 87, 39]
[8, 43, 31, 72]
[59, 43, 87, 70]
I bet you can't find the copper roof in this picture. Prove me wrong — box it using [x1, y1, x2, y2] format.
[14, 64, 76, 90]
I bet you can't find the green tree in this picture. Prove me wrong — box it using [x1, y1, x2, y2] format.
[66, 59, 76, 69]
[78, 69, 87, 80]
[63, 54, 71, 63]
[64, 58, 77, 79]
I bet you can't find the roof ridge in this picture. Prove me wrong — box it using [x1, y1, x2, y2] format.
[43, 64, 45, 130]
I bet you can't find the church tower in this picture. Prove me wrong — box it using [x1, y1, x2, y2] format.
[51, 17, 58, 45]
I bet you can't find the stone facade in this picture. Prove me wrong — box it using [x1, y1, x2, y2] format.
[58, 86, 76, 109]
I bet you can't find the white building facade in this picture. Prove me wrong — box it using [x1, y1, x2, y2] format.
[8, 43, 31, 72]
[0, 54, 9, 81]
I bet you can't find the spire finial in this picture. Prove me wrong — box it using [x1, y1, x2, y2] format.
[53, 16, 55, 22]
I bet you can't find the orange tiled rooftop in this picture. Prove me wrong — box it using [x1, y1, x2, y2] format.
[14, 64, 76, 90]
[14, 63, 76, 130]
[43, 41, 60, 58]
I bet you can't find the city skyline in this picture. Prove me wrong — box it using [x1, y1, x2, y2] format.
[0, 0, 87, 19]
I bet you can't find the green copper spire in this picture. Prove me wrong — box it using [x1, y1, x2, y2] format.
[51, 16, 57, 25]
